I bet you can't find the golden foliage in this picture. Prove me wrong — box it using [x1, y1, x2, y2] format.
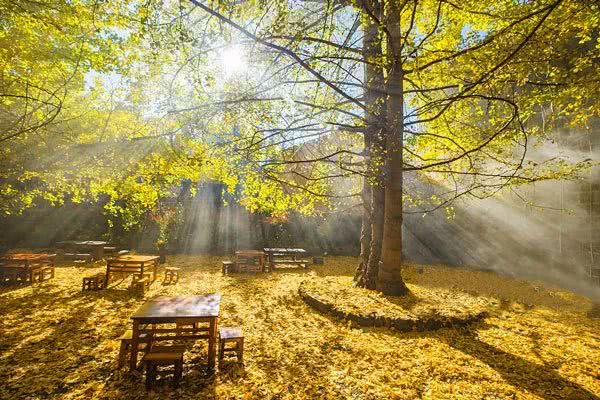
[0, 257, 598, 399]
[300, 275, 490, 322]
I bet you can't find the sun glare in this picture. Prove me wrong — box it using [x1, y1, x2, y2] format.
[220, 45, 247, 77]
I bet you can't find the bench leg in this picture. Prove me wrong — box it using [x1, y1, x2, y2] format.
[145, 364, 156, 390]
[118, 341, 129, 368]
[219, 341, 224, 363]
[174, 360, 182, 388]
[238, 339, 244, 363]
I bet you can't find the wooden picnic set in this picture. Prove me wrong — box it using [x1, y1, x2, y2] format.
[0, 253, 56, 285]
[117, 293, 244, 389]
[222, 247, 315, 274]
[0, 242, 324, 390]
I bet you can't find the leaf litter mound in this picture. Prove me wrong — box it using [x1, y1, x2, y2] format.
[0, 256, 598, 400]
[299, 276, 489, 330]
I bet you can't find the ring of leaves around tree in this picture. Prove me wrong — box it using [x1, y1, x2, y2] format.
[298, 277, 488, 332]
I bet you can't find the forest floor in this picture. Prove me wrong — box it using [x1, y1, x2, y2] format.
[0, 256, 598, 400]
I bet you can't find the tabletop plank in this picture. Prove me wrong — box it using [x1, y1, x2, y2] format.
[112, 255, 159, 263]
[263, 248, 306, 253]
[1, 253, 56, 261]
[131, 294, 221, 319]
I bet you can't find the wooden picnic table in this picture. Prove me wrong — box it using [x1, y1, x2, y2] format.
[106, 255, 159, 283]
[0, 253, 56, 266]
[0, 253, 56, 283]
[56, 240, 107, 260]
[263, 248, 309, 269]
[235, 250, 266, 271]
[129, 294, 221, 372]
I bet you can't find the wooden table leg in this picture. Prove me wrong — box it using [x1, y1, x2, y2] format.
[105, 266, 111, 287]
[207, 317, 218, 370]
[96, 246, 104, 261]
[130, 320, 140, 371]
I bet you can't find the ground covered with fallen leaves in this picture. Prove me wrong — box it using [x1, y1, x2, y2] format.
[300, 275, 489, 326]
[0, 256, 598, 400]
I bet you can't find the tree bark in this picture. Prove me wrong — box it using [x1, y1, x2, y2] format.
[366, 175, 384, 289]
[355, 0, 386, 289]
[377, 0, 409, 296]
[355, 136, 372, 286]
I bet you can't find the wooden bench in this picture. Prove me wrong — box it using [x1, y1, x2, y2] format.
[218, 326, 244, 365]
[240, 260, 262, 273]
[143, 345, 185, 389]
[33, 265, 55, 282]
[106, 257, 157, 283]
[63, 253, 93, 263]
[0, 264, 29, 284]
[222, 261, 235, 275]
[164, 267, 180, 284]
[118, 329, 152, 368]
[82, 273, 106, 291]
[272, 259, 310, 268]
[131, 274, 152, 294]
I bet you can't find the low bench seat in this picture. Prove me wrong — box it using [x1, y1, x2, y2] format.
[143, 346, 185, 389]
[272, 259, 310, 268]
[218, 326, 244, 365]
[164, 267, 180, 284]
[117, 329, 152, 368]
[82, 273, 106, 291]
[222, 261, 235, 275]
[131, 275, 151, 294]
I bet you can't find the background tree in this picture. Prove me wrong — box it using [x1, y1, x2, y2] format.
[1, 0, 597, 296]
[176, 0, 598, 294]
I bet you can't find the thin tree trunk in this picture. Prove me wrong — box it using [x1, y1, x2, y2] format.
[355, 0, 386, 289]
[210, 184, 223, 253]
[366, 177, 384, 289]
[355, 137, 372, 286]
[377, 0, 409, 296]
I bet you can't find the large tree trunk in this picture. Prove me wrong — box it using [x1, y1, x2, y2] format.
[355, 0, 386, 289]
[377, 1, 409, 296]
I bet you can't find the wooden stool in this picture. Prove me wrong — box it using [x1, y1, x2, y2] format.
[117, 329, 151, 368]
[218, 327, 244, 365]
[164, 267, 180, 284]
[131, 276, 150, 294]
[82, 273, 105, 291]
[143, 345, 185, 389]
[222, 261, 235, 275]
[40, 266, 55, 281]
[30, 266, 45, 283]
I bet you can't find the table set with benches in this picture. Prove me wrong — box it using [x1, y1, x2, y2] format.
[222, 248, 311, 274]
[56, 240, 107, 263]
[0, 253, 56, 285]
[55, 240, 130, 263]
[263, 248, 309, 269]
[119, 294, 244, 389]
[81, 254, 160, 293]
